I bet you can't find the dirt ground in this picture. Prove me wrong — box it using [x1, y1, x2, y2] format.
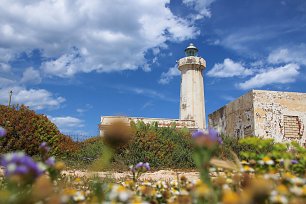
[63, 169, 200, 181]
[0, 168, 200, 181]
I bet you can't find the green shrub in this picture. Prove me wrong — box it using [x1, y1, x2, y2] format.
[67, 121, 195, 169]
[0, 105, 68, 155]
[119, 121, 194, 168]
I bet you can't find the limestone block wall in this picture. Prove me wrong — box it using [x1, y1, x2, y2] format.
[253, 90, 306, 145]
[208, 91, 255, 138]
[208, 90, 306, 145]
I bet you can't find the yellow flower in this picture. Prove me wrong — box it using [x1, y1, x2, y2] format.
[276, 185, 288, 195]
[222, 191, 240, 204]
[243, 165, 255, 172]
[63, 188, 77, 196]
[270, 194, 288, 204]
[302, 186, 306, 196]
[195, 182, 210, 197]
[55, 161, 65, 170]
[241, 160, 249, 165]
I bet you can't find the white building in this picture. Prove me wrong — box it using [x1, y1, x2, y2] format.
[99, 43, 207, 136]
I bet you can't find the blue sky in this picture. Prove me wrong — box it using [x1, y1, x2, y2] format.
[0, 0, 306, 137]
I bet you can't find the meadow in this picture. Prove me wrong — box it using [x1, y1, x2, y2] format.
[0, 105, 305, 203]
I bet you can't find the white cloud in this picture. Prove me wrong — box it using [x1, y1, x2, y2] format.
[115, 85, 177, 102]
[0, 0, 199, 77]
[0, 63, 11, 72]
[47, 115, 88, 135]
[207, 58, 253, 78]
[0, 77, 14, 86]
[41, 49, 82, 77]
[0, 86, 65, 110]
[76, 104, 92, 114]
[48, 116, 84, 130]
[182, 0, 215, 19]
[268, 44, 306, 66]
[21, 67, 42, 84]
[159, 66, 180, 84]
[215, 22, 306, 54]
[237, 63, 300, 90]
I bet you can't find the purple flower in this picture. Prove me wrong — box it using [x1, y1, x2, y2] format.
[192, 130, 205, 138]
[143, 162, 150, 171]
[0, 127, 6, 137]
[45, 157, 55, 166]
[132, 162, 150, 172]
[1, 152, 46, 178]
[192, 128, 222, 147]
[291, 160, 298, 164]
[135, 162, 144, 169]
[39, 142, 50, 153]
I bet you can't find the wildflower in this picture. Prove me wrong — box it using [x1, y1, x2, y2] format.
[291, 159, 298, 164]
[276, 185, 289, 195]
[72, 191, 85, 202]
[0, 152, 45, 179]
[45, 157, 55, 166]
[192, 128, 222, 148]
[241, 160, 249, 165]
[130, 162, 150, 176]
[269, 194, 288, 204]
[262, 156, 274, 165]
[54, 161, 65, 171]
[0, 127, 6, 137]
[290, 186, 303, 196]
[242, 165, 255, 173]
[194, 180, 210, 197]
[289, 177, 305, 186]
[222, 190, 240, 204]
[39, 142, 50, 154]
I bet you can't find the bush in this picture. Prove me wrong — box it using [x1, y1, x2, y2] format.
[119, 121, 195, 168]
[67, 121, 195, 169]
[0, 105, 69, 155]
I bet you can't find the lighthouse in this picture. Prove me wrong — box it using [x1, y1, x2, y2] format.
[178, 43, 206, 129]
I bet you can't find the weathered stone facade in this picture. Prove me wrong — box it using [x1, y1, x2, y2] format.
[208, 90, 306, 145]
[100, 116, 197, 136]
[178, 55, 206, 129]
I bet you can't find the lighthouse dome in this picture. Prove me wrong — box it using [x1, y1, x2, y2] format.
[185, 43, 198, 57]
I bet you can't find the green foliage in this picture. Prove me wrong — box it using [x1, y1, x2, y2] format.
[67, 121, 195, 169]
[238, 136, 274, 160]
[62, 137, 105, 168]
[0, 105, 64, 155]
[118, 121, 194, 168]
[218, 134, 240, 160]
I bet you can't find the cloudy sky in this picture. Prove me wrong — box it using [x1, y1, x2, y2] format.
[0, 0, 305, 137]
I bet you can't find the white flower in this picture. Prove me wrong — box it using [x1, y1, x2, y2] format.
[290, 177, 305, 185]
[270, 195, 288, 204]
[258, 160, 264, 165]
[73, 191, 85, 202]
[290, 186, 303, 196]
[7, 163, 16, 173]
[118, 191, 130, 202]
[266, 160, 275, 165]
[37, 162, 47, 172]
[222, 184, 230, 190]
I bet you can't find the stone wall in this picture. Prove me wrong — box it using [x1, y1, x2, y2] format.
[253, 90, 306, 145]
[100, 116, 196, 136]
[208, 90, 306, 145]
[208, 91, 255, 138]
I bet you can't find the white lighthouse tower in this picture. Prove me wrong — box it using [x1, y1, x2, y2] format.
[178, 43, 206, 129]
